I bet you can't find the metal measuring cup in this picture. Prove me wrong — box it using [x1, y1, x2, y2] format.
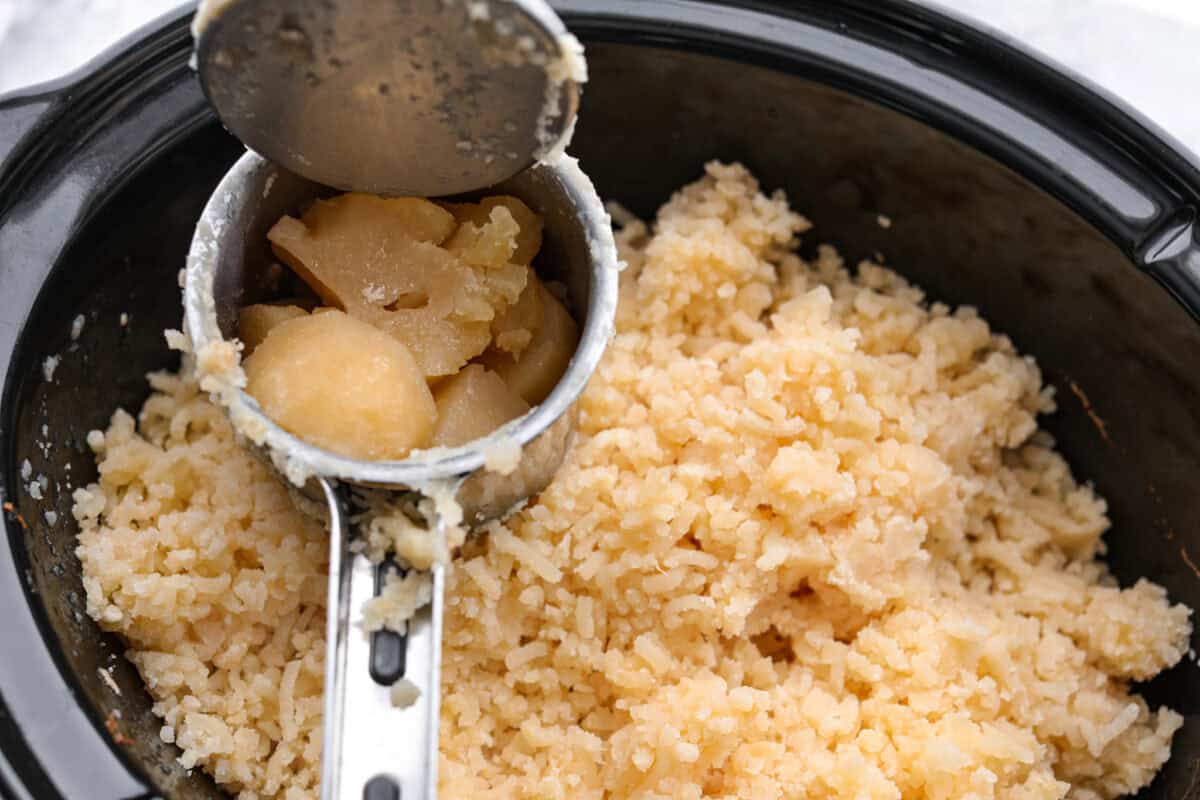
[183, 149, 617, 799]
[183, 0, 615, 796]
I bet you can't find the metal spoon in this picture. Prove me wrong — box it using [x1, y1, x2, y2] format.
[192, 0, 583, 196]
[187, 2, 614, 799]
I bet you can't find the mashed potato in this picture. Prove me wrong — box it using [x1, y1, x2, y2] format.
[75, 163, 1191, 800]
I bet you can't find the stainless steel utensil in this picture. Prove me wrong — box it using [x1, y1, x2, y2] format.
[185, 149, 616, 799]
[186, 2, 610, 797]
[192, 0, 583, 197]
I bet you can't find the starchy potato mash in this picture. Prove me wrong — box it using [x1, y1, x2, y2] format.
[75, 163, 1191, 800]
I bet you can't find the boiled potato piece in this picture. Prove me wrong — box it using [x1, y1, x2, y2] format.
[443, 204, 520, 268]
[238, 303, 308, 353]
[268, 192, 528, 378]
[267, 194, 456, 311]
[431, 364, 530, 447]
[305, 193, 455, 242]
[243, 310, 436, 460]
[363, 310, 492, 379]
[434, 203, 528, 319]
[443, 195, 542, 266]
[490, 272, 545, 357]
[482, 281, 578, 405]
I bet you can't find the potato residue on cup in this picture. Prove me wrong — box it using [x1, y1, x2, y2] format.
[75, 163, 1191, 799]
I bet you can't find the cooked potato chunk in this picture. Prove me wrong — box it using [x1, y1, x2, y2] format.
[268, 193, 527, 377]
[490, 272, 546, 357]
[363, 311, 493, 379]
[309, 192, 456, 243]
[482, 282, 579, 405]
[443, 195, 542, 266]
[245, 190, 574, 461]
[267, 194, 456, 311]
[238, 303, 308, 353]
[443, 204, 520, 268]
[243, 310, 435, 460]
[431, 364, 530, 447]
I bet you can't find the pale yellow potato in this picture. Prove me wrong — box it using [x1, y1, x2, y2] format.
[363, 310, 493, 379]
[443, 205, 520, 268]
[268, 192, 528, 377]
[237, 303, 308, 354]
[308, 192, 456, 242]
[443, 195, 542, 266]
[434, 203, 529, 322]
[490, 272, 546, 357]
[243, 310, 435, 460]
[267, 194, 457, 311]
[431, 364, 530, 447]
[482, 281, 579, 405]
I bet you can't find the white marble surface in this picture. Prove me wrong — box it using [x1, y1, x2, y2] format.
[0, 0, 1197, 157]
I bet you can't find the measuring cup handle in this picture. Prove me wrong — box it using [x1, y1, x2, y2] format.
[318, 478, 444, 800]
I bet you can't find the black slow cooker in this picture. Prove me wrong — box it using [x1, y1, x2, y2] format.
[1, 2, 1198, 798]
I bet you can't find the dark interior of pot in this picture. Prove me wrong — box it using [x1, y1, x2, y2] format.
[3, 31, 1199, 800]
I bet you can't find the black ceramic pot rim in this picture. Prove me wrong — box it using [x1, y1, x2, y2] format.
[0, 2, 1199, 799]
[554, 0, 1200, 307]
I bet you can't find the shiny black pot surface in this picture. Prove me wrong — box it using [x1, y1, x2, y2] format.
[1, 2, 1198, 798]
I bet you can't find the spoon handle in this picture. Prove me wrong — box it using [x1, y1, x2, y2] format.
[320, 478, 443, 800]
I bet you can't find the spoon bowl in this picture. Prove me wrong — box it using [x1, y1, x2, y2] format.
[193, 0, 583, 197]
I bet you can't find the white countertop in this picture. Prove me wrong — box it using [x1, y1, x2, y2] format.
[0, 0, 1197, 158]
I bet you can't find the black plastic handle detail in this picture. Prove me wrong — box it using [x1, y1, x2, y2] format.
[364, 773, 401, 800]
[369, 560, 408, 685]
